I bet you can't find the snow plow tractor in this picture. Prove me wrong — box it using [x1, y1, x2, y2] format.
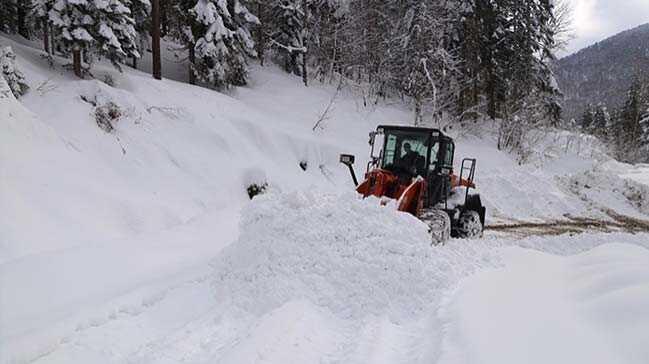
[340, 125, 486, 243]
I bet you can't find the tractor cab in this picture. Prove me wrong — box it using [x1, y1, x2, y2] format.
[372, 126, 455, 206]
[340, 124, 486, 242]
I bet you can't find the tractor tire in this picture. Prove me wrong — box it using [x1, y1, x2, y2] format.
[422, 209, 451, 244]
[457, 210, 483, 239]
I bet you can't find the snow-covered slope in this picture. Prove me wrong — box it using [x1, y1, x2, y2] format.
[3, 34, 649, 364]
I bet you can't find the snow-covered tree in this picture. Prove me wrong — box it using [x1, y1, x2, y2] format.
[48, 0, 96, 76]
[30, 0, 54, 54]
[613, 77, 649, 162]
[0, 46, 29, 98]
[389, 1, 462, 125]
[580, 104, 595, 133]
[126, 0, 151, 68]
[190, 0, 260, 87]
[271, 0, 308, 77]
[1, 0, 31, 36]
[47, 0, 141, 77]
[591, 103, 612, 140]
[93, 0, 141, 70]
[640, 108, 649, 161]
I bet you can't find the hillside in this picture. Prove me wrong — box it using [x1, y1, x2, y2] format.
[555, 23, 649, 121]
[3, 34, 649, 364]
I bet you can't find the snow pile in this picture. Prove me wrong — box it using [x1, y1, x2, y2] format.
[439, 243, 649, 364]
[564, 160, 649, 218]
[211, 191, 503, 321]
[523, 128, 611, 168]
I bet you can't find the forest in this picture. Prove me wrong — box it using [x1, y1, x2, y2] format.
[1, 0, 647, 161]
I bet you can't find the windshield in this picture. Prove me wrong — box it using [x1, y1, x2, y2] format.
[381, 130, 437, 176]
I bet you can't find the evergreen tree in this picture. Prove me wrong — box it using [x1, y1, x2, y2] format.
[615, 77, 649, 162]
[271, 0, 308, 78]
[93, 0, 141, 70]
[30, 0, 54, 54]
[126, 0, 151, 68]
[580, 104, 595, 133]
[47, 0, 141, 77]
[48, 0, 95, 76]
[190, 0, 259, 87]
[1, 0, 31, 36]
[592, 103, 611, 140]
[640, 106, 649, 161]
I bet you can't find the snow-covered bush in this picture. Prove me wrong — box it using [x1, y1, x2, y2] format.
[247, 182, 268, 199]
[95, 101, 122, 133]
[0, 46, 29, 98]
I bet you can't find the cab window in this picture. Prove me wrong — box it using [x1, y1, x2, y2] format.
[381, 130, 430, 175]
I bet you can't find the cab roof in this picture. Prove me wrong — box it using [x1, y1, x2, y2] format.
[376, 125, 451, 140]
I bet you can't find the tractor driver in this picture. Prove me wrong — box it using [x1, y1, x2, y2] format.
[399, 142, 420, 172]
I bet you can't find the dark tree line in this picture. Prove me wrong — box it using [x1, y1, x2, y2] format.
[2, 0, 563, 145]
[580, 76, 649, 163]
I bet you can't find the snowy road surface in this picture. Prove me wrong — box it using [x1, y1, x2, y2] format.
[4, 192, 649, 364]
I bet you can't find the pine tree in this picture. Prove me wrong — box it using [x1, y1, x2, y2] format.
[190, 0, 259, 87]
[270, 0, 308, 77]
[126, 0, 151, 68]
[1, 0, 31, 36]
[47, 0, 141, 77]
[48, 0, 96, 77]
[93, 0, 141, 70]
[30, 0, 54, 54]
[0, 0, 19, 33]
[592, 103, 611, 140]
[580, 104, 594, 133]
[616, 77, 645, 161]
[640, 107, 649, 161]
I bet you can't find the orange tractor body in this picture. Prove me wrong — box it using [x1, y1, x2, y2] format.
[340, 125, 486, 241]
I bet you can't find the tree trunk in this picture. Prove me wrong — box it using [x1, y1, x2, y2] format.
[301, 0, 308, 87]
[132, 57, 137, 69]
[151, 0, 162, 80]
[256, 1, 266, 66]
[73, 49, 82, 78]
[188, 45, 196, 85]
[43, 20, 50, 54]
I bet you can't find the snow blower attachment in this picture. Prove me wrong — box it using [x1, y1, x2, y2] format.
[340, 125, 486, 243]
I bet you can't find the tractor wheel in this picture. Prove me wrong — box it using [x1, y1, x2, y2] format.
[422, 209, 451, 244]
[457, 210, 483, 239]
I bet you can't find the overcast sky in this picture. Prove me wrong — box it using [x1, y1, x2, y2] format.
[562, 0, 649, 57]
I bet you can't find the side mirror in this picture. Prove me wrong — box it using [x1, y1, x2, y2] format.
[339, 154, 358, 186]
[340, 154, 355, 166]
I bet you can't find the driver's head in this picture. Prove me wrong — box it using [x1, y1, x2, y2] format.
[404, 143, 412, 153]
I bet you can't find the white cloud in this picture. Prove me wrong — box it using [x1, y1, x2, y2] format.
[562, 0, 649, 56]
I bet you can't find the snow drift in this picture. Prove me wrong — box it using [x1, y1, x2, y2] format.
[440, 243, 649, 364]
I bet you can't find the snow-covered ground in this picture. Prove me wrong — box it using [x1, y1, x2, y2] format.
[2, 34, 649, 364]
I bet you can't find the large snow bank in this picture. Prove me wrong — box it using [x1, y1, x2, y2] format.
[211, 191, 505, 322]
[564, 160, 649, 218]
[439, 243, 649, 364]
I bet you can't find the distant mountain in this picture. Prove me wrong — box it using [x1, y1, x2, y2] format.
[555, 23, 649, 122]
